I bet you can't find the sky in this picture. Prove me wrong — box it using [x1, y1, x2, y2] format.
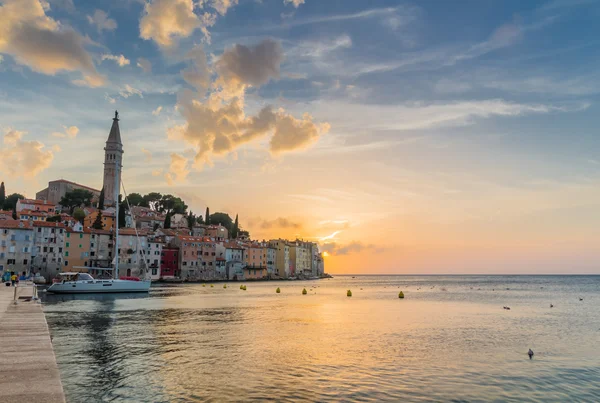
[1, 0, 600, 274]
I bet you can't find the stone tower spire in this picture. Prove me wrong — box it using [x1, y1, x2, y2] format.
[102, 111, 124, 207]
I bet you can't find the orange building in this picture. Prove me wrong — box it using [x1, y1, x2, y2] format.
[83, 210, 115, 230]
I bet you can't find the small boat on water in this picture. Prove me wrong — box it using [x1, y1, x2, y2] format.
[47, 272, 151, 294]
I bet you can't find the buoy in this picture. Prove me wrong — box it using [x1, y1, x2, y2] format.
[240, 284, 244, 289]
[302, 288, 307, 295]
[528, 349, 534, 359]
[243, 285, 247, 290]
[210, 284, 214, 288]
[550, 304, 553, 308]
[347, 290, 352, 297]
[203, 284, 206, 287]
[223, 284, 227, 288]
[399, 291, 404, 299]
[276, 287, 281, 293]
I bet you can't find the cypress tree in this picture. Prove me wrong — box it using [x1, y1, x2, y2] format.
[12, 204, 17, 220]
[232, 214, 239, 239]
[0, 182, 5, 209]
[98, 188, 105, 210]
[205, 207, 210, 225]
[164, 212, 171, 229]
[118, 203, 126, 228]
[92, 211, 104, 230]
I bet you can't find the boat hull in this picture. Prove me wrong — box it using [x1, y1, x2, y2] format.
[47, 279, 151, 294]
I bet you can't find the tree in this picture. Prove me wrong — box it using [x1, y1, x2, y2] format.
[196, 215, 204, 224]
[59, 189, 93, 213]
[3, 193, 24, 211]
[232, 214, 239, 239]
[0, 182, 5, 209]
[143, 192, 162, 211]
[127, 192, 147, 207]
[186, 211, 196, 230]
[12, 204, 17, 220]
[92, 211, 104, 230]
[73, 207, 85, 224]
[118, 195, 127, 229]
[209, 212, 233, 232]
[98, 188, 105, 210]
[46, 215, 61, 223]
[164, 212, 171, 229]
[239, 229, 250, 239]
[205, 207, 210, 225]
[157, 194, 187, 215]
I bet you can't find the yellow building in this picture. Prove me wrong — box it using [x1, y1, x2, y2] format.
[64, 228, 93, 271]
[83, 210, 115, 230]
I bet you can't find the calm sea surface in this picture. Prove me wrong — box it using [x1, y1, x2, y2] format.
[42, 276, 600, 402]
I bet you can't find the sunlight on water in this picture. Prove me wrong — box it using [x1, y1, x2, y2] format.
[42, 276, 600, 402]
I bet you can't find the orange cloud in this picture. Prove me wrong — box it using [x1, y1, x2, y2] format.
[1, 129, 54, 178]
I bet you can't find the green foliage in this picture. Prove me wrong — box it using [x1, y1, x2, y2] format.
[0, 182, 5, 209]
[157, 194, 187, 215]
[143, 192, 162, 210]
[92, 211, 104, 230]
[73, 207, 85, 223]
[127, 192, 148, 207]
[164, 212, 171, 229]
[3, 193, 24, 211]
[59, 189, 93, 213]
[12, 204, 17, 220]
[209, 212, 233, 233]
[98, 188, 105, 210]
[232, 214, 239, 239]
[186, 211, 196, 230]
[196, 215, 204, 224]
[238, 229, 250, 239]
[118, 203, 126, 228]
[205, 207, 210, 224]
[46, 215, 61, 223]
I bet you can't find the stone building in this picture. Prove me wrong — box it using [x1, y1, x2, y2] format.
[0, 221, 34, 276]
[102, 111, 124, 207]
[32, 221, 66, 280]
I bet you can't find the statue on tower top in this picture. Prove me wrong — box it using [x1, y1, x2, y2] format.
[114, 110, 119, 120]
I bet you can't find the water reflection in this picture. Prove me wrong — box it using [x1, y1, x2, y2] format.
[43, 277, 600, 402]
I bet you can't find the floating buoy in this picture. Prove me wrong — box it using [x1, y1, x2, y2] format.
[302, 288, 307, 295]
[550, 304, 553, 308]
[347, 290, 352, 297]
[203, 284, 206, 287]
[223, 284, 227, 288]
[276, 287, 281, 293]
[528, 349, 534, 359]
[399, 291, 404, 299]
[240, 284, 244, 289]
[210, 284, 214, 288]
[243, 285, 247, 290]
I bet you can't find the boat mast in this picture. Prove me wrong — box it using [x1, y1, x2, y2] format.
[113, 111, 121, 280]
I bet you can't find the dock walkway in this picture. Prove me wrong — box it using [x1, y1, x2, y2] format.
[0, 283, 66, 403]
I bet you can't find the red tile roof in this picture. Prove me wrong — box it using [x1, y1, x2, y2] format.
[33, 221, 66, 228]
[19, 199, 55, 206]
[0, 220, 32, 229]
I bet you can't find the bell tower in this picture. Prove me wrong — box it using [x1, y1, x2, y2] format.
[102, 111, 124, 207]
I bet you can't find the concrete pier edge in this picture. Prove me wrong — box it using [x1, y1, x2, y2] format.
[0, 283, 66, 403]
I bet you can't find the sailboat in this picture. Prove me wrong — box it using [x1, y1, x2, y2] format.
[48, 112, 151, 294]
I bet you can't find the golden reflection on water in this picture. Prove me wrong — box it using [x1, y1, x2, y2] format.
[43, 276, 600, 402]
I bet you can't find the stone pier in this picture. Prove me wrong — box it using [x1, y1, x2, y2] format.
[0, 283, 66, 403]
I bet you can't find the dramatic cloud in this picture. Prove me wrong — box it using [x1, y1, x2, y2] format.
[1, 129, 54, 178]
[320, 241, 382, 256]
[152, 106, 163, 116]
[259, 217, 302, 229]
[119, 84, 143, 98]
[170, 41, 329, 169]
[101, 53, 130, 67]
[165, 153, 190, 185]
[137, 57, 152, 73]
[139, 0, 200, 47]
[0, 0, 105, 86]
[87, 9, 117, 32]
[51, 125, 79, 139]
[182, 45, 211, 92]
[210, 0, 239, 16]
[215, 39, 284, 97]
[284, 0, 305, 7]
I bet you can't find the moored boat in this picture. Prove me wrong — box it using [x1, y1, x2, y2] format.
[47, 272, 151, 294]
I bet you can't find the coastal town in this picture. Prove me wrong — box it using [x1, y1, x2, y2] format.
[0, 112, 325, 283]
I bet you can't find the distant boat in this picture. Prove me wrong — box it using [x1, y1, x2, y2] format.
[47, 272, 150, 294]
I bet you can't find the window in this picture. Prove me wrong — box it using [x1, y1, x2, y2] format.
[43, 247, 48, 252]
[59, 229, 63, 234]
[90, 251, 95, 257]
[37, 228, 42, 233]
[66, 242, 70, 247]
[43, 258, 47, 263]
[51, 229, 55, 234]
[65, 252, 69, 257]
[64, 261, 68, 266]
[79, 234, 83, 239]
[59, 247, 62, 253]
[183, 261, 187, 266]
[152, 268, 158, 275]
[79, 244, 82, 248]
[49, 247, 54, 253]
[23, 259, 28, 265]
[67, 233, 70, 238]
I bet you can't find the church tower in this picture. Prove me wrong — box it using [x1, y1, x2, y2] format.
[102, 111, 124, 207]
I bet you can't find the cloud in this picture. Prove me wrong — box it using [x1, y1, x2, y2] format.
[1, 129, 54, 178]
[119, 84, 143, 98]
[139, 0, 200, 47]
[142, 148, 152, 161]
[210, 0, 239, 16]
[104, 93, 116, 104]
[170, 40, 329, 169]
[87, 9, 117, 32]
[320, 241, 382, 256]
[259, 217, 302, 229]
[51, 125, 79, 139]
[165, 153, 190, 185]
[0, 0, 105, 86]
[284, 0, 305, 7]
[137, 57, 152, 73]
[215, 38, 284, 97]
[101, 54, 130, 67]
[182, 45, 211, 92]
[152, 106, 163, 116]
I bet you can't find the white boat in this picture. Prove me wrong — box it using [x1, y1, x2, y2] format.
[47, 272, 151, 294]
